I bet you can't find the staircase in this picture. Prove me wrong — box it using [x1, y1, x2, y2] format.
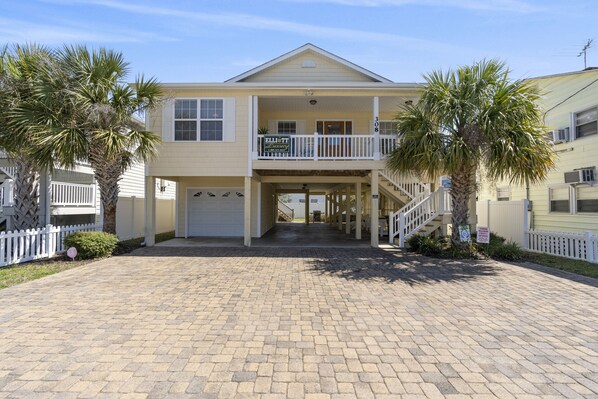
[379, 169, 451, 247]
[277, 200, 294, 222]
[379, 169, 429, 207]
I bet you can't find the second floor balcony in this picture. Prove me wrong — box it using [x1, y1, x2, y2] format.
[257, 133, 397, 160]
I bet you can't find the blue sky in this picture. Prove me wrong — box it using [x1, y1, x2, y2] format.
[1, 0, 596, 83]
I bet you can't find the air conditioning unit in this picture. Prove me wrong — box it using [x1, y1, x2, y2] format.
[564, 168, 595, 184]
[551, 127, 570, 144]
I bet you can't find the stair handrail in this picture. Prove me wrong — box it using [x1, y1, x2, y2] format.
[0, 166, 16, 180]
[277, 200, 294, 221]
[379, 169, 430, 200]
[389, 187, 450, 246]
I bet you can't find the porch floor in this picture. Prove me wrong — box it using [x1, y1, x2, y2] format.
[156, 222, 370, 248]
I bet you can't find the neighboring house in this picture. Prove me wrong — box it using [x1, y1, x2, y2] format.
[144, 43, 452, 247]
[478, 68, 598, 234]
[0, 156, 176, 239]
[279, 193, 326, 220]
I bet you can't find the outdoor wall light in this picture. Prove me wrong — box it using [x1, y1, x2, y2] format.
[309, 99, 317, 105]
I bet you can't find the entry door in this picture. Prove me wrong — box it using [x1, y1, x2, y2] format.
[317, 121, 352, 157]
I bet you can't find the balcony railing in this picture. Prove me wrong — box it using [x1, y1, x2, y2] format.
[51, 182, 96, 207]
[257, 134, 397, 160]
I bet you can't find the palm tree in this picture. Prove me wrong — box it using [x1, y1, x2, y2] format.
[0, 45, 56, 230]
[19, 46, 162, 234]
[387, 59, 554, 248]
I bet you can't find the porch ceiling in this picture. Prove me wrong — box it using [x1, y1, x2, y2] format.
[255, 169, 369, 177]
[258, 95, 412, 113]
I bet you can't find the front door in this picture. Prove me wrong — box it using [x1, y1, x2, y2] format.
[317, 120, 352, 157]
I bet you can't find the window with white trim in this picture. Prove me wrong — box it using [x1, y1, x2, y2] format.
[575, 106, 598, 139]
[549, 186, 571, 213]
[496, 187, 510, 201]
[277, 121, 296, 134]
[379, 121, 396, 134]
[576, 185, 598, 213]
[174, 99, 223, 141]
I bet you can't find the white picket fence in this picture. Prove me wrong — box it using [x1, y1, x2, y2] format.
[0, 223, 99, 267]
[526, 230, 598, 264]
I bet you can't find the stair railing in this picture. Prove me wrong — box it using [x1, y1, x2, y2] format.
[277, 200, 294, 221]
[389, 187, 450, 246]
[379, 168, 430, 200]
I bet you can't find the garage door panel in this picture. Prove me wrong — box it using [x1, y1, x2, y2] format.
[188, 188, 244, 236]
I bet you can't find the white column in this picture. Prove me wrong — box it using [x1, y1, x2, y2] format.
[370, 171, 379, 247]
[244, 176, 252, 246]
[338, 192, 343, 231]
[373, 96, 380, 160]
[305, 191, 309, 225]
[144, 176, 156, 246]
[345, 187, 351, 235]
[356, 181, 362, 240]
[251, 95, 258, 160]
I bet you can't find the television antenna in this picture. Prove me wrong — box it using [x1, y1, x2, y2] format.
[577, 39, 593, 69]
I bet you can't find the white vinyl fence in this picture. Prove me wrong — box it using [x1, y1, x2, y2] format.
[477, 198, 598, 264]
[526, 230, 598, 263]
[116, 197, 175, 240]
[476, 199, 528, 247]
[0, 223, 99, 267]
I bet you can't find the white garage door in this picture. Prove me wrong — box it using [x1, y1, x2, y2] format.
[187, 188, 244, 236]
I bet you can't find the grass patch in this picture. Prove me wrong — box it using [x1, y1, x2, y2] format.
[0, 259, 88, 289]
[0, 231, 176, 290]
[522, 251, 598, 279]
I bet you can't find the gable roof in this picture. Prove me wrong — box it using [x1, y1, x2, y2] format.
[226, 43, 393, 83]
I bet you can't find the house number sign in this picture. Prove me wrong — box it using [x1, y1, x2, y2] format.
[374, 116, 379, 133]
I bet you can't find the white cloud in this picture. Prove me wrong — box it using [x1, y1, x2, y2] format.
[0, 16, 176, 44]
[284, 0, 541, 13]
[41, 0, 461, 52]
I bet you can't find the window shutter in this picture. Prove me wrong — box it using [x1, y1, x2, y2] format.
[162, 98, 174, 142]
[222, 98, 236, 142]
[296, 120, 307, 134]
[268, 120, 277, 134]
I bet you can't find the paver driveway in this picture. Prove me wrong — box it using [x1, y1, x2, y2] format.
[0, 247, 597, 399]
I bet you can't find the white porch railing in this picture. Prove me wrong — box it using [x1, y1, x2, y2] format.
[51, 182, 96, 207]
[389, 187, 452, 246]
[526, 230, 598, 263]
[0, 166, 16, 179]
[257, 134, 397, 160]
[0, 223, 100, 267]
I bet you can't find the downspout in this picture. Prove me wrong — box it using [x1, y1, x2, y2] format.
[526, 178, 534, 230]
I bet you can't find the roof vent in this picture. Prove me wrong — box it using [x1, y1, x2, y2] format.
[302, 60, 316, 68]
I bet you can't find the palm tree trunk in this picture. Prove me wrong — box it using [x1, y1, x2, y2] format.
[450, 165, 475, 248]
[12, 154, 40, 231]
[90, 148, 121, 235]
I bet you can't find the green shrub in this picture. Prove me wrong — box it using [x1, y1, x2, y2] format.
[63, 231, 118, 259]
[489, 241, 523, 261]
[446, 244, 477, 259]
[406, 234, 426, 251]
[417, 236, 445, 256]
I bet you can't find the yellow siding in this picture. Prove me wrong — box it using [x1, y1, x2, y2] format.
[148, 90, 249, 177]
[478, 70, 598, 234]
[242, 51, 377, 83]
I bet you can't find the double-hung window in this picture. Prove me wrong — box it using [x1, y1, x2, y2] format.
[174, 99, 224, 141]
[549, 186, 571, 213]
[277, 121, 296, 134]
[496, 187, 510, 201]
[574, 106, 598, 139]
[576, 186, 598, 213]
[379, 121, 396, 135]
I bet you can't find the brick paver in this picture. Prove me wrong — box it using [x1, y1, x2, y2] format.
[0, 247, 596, 398]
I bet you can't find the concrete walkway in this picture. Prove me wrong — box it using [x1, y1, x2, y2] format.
[0, 247, 596, 398]
[157, 223, 370, 248]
